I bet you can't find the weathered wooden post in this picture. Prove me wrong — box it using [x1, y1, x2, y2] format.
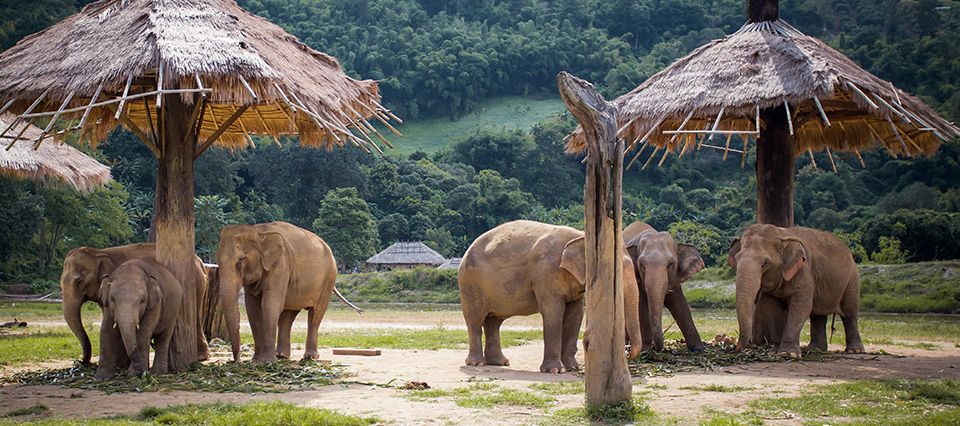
[557, 72, 632, 407]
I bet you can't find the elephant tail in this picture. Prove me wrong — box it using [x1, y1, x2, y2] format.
[334, 287, 362, 314]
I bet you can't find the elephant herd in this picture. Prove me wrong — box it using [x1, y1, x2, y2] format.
[457, 220, 864, 373]
[59, 218, 863, 379]
[59, 222, 349, 379]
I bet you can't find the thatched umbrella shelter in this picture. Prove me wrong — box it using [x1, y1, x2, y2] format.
[569, 0, 959, 227]
[0, 0, 399, 371]
[0, 115, 111, 192]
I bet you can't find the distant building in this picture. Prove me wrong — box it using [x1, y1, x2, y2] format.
[437, 257, 462, 270]
[365, 242, 445, 271]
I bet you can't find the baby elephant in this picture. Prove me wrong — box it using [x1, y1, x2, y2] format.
[96, 259, 181, 379]
[728, 224, 864, 358]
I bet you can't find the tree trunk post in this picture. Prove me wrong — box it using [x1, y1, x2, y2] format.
[557, 72, 632, 407]
[155, 94, 199, 371]
[755, 104, 795, 227]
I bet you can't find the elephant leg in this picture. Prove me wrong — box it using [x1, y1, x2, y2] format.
[482, 316, 509, 366]
[461, 302, 486, 367]
[777, 294, 812, 358]
[96, 314, 128, 380]
[840, 280, 865, 353]
[196, 274, 210, 361]
[560, 299, 583, 371]
[276, 310, 299, 359]
[244, 292, 264, 360]
[753, 294, 786, 346]
[637, 287, 655, 352]
[152, 327, 174, 374]
[806, 314, 829, 352]
[304, 305, 328, 360]
[129, 328, 152, 376]
[664, 291, 704, 352]
[538, 297, 566, 374]
[254, 289, 283, 363]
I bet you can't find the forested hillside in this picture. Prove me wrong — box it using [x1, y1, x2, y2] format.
[1, 0, 958, 288]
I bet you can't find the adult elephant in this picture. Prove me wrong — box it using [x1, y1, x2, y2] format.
[217, 222, 343, 362]
[458, 220, 641, 374]
[59, 244, 210, 364]
[728, 224, 864, 357]
[625, 222, 705, 352]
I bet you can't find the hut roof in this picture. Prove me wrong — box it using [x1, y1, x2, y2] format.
[0, 0, 399, 151]
[568, 19, 960, 169]
[436, 257, 462, 270]
[366, 242, 445, 266]
[0, 115, 111, 192]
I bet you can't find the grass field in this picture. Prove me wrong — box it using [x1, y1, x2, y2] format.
[383, 95, 564, 157]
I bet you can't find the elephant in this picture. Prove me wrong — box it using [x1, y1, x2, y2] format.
[59, 244, 210, 364]
[95, 259, 181, 379]
[217, 222, 345, 362]
[727, 224, 864, 357]
[625, 222, 706, 352]
[458, 220, 641, 374]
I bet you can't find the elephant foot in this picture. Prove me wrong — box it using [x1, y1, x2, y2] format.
[198, 347, 211, 362]
[561, 357, 580, 371]
[802, 343, 827, 353]
[687, 342, 706, 353]
[777, 342, 802, 359]
[94, 369, 115, 381]
[844, 342, 865, 354]
[253, 353, 278, 363]
[303, 351, 319, 361]
[465, 353, 486, 367]
[483, 353, 510, 366]
[539, 360, 566, 374]
[626, 345, 641, 360]
[276, 351, 291, 360]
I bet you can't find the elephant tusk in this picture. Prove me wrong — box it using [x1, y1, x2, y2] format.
[113, 321, 118, 329]
[136, 323, 139, 331]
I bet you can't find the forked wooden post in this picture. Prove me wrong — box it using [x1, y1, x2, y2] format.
[557, 72, 632, 407]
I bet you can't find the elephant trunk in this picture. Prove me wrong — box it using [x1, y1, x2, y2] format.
[644, 269, 668, 351]
[219, 270, 242, 362]
[622, 259, 642, 359]
[734, 260, 763, 352]
[117, 315, 139, 359]
[62, 296, 91, 364]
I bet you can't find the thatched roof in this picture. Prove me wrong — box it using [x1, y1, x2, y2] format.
[568, 19, 960, 169]
[0, 115, 111, 192]
[0, 0, 399, 152]
[436, 257, 462, 270]
[366, 242, 445, 266]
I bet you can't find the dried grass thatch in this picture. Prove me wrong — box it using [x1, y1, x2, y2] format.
[0, 114, 111, 192]
[0, 0, 398, 152]
[568, 19, 960, 168]
[366, 242, 446, 267]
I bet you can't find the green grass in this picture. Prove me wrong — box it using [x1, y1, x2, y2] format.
[385, 95, 564, 157]
[745, 379, 960, 425]
[679, 384, 751, 393]
[528, 380, 584, 395]
[4, 405, 49, 418]
[0, 326, 99, 366]
[0, 402, 378, 425]
[543, 396, 663, 425]
[406, 382, 555, 409]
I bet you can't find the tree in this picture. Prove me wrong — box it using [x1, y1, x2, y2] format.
[312, 187, 379, 271]
[195, 195, 231, 262]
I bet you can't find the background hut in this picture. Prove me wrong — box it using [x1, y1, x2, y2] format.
[0, 115, 111, 192]
[569, 0, 960, 227]
[0, 0, 400, 371]
[436, 257, 462, 270]
[365, 242, 445, 272]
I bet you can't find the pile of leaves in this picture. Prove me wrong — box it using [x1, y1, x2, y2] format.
[628, 340, 844, 377]
[5, 359, 343, 394]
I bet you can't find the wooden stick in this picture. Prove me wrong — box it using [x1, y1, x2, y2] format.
[193, 97, 208, 139]
[156, 65, 163, 110]
[289, 91, 342, 143]
[195, 74, 206, 96]
[186, 97, 205, 141]
[886, 116, 910, 156]
[21, 88, 210, 119]
[740, 137, 749, 169]
[1, 89, 48, 140]
[272, 83, 298, 113]
[625, 140, 649, 171]
[847, 81, 879, 109]
[195, 105, 250, 159]
[238, 75, 258, 100]
[32, 91, 75, 149]
[873, 93, 908, 122]
[626, 116, 664, 152]
[114, 74, 135, 119]
[116, 112, 160, 156]
[0, 99, 14, 117]
[143, 95, 158, 147]
[665, 110, 695, 154]
[701, 143, 744, 154]
[807, 148, 818, 170]
[707, 107, 725, 141]
[657, 143, 672, 167]
[358, 101, 402, 138]
[76, 82, 103, 131]
[642, 146, 660, 170]
[661, 129, 759, 135]
[853, 149, 866, 168]
[723, 133, 733, 161]
[784, 101, 794, 135]
[237, 118, 256, 149]
[890, 82, 902, 105]
[373, 100, 402, 123]
[813, 96, 831, 127]
[755, 103, 760, 133]
[825, 146, 838, 173]
[252, 106, 281, 146]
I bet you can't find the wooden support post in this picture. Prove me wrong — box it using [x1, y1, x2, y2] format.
[155, 94, 200, 371]
[557, 72, 631, 408]
[755, 104, 795, 227]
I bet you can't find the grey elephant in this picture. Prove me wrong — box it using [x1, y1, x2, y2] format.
[96, 259, 182, 379]
[217, 222, 343, 362]
[458, 220, 641, 374]
[728, 224, 864, 357]
[625, 222, 706, 352]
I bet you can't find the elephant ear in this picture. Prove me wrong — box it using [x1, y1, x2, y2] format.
[677, 244, 705, 282]
[95, 255, 116, 283]
[560, 237, 586, 285]
[781, 238, 807, 282]
[726, 238, 741, 269]
[146, 274, 162, 310]
[259, 232, 286, 272]
[98, 280, 112, 309]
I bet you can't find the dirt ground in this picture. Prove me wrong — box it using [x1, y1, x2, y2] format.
[1, 314, 959, 425]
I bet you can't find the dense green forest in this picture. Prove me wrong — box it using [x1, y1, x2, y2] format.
[1, 0, 959, 288]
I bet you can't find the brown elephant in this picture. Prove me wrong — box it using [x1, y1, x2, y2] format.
[625, 222, 705, 352]
[217, 222, 340, 362]
[95, 259, 181, 379]
[59, 244, 210, 364]
[728, 224, 864, 357]
[458, 220, 641, 374]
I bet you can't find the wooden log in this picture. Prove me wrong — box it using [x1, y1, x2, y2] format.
[156, 94, 200, 371]
[333, 349, 382, 356]
[756, 104, 795, 227]
[557, 71, 631, 408]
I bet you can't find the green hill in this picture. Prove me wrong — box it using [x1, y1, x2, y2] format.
[385, 96, 564, 157]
